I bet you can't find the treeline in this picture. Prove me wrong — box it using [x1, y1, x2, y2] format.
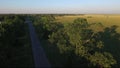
[0, 15, 33, 67]
[32, 15, 120, 68]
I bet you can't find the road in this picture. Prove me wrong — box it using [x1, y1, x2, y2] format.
[26, 19, 51, 68]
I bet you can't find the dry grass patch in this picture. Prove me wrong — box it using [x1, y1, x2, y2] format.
[55, 14, 120, 32]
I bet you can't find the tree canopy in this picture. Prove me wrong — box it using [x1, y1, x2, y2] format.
[49, 18, 116, 68]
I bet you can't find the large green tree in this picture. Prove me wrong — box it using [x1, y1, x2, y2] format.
[49, 18, 116, 68]
[33, 14, 63, 40]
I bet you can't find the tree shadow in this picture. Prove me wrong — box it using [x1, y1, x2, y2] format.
[97, 25, 120, 67]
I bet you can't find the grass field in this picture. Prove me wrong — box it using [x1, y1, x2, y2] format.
[55, 14, 120, 32]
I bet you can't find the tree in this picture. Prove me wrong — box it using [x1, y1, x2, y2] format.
[0, 15, 27, 67]
[33, 14, 63, 40]
[49, 18, 116, 68]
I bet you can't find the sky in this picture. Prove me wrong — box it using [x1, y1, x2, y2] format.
[0, 0, 120, 14]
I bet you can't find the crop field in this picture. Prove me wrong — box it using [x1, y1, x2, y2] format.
[55, 14, 120, 32]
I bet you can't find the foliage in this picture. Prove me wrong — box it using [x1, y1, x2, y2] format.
[32, 15, 120, 68]
[33, 15, 63, 40]
[49, 18, 116, 68]
[0, 15, 33, 67]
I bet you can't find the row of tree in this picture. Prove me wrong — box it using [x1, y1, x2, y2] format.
[32, 15, 120, 68]
[0, 15, 30, 67]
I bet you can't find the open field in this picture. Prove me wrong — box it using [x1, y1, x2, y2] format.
[55, 14, 120, 32]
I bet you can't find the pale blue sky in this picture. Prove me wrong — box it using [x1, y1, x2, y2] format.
[0, 0, 120, 14]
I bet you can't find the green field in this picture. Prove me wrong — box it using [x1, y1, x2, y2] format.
[55, 15, 120, 32]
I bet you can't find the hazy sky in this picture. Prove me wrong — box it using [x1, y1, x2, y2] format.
[0, 0, 120, 14]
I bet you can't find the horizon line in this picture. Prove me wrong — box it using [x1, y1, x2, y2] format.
[0, 13, 120, 14]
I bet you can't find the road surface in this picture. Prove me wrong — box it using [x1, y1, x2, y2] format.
[26, 19, 51, 68]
